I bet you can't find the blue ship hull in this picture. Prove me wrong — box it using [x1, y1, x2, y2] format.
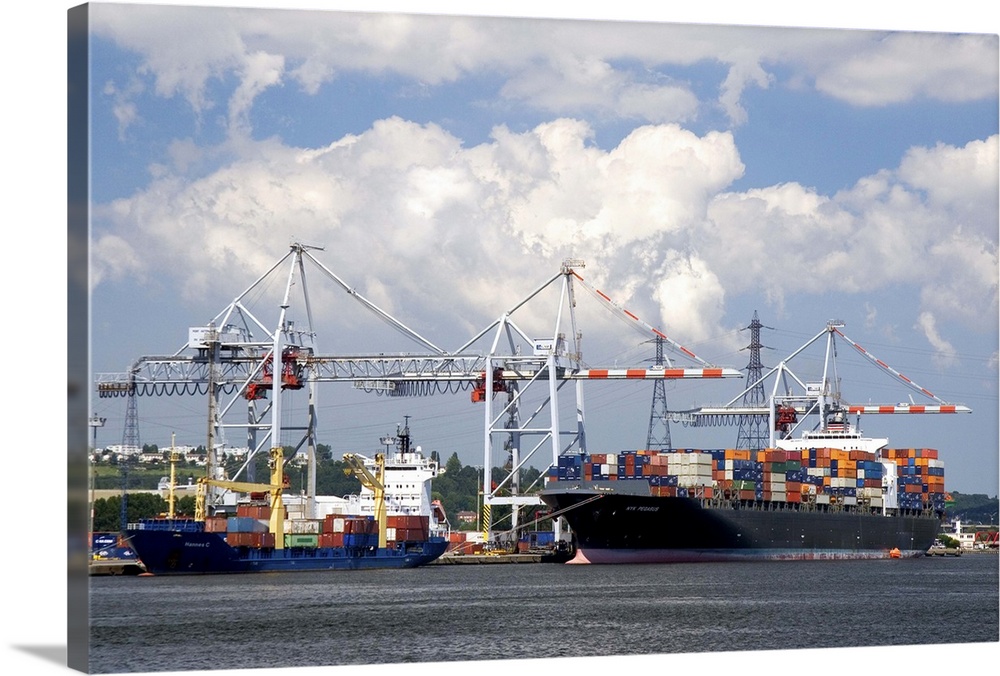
[126, 521, 447, 575]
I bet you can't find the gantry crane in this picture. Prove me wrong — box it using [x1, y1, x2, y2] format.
[672, 319, 971, 442]
[95, 243, 742, 542]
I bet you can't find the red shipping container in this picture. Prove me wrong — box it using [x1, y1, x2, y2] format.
[319, 532, 344, 548]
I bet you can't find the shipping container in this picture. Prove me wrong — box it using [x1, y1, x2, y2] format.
[284, 533, 319, 548]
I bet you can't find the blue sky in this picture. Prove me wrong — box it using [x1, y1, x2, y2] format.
[2, 3, 997, 676]
[79, 2, 999, 499]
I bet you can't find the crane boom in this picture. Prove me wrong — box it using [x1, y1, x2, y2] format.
[194, 447, 288, 549]
[342, 453, 387, 548]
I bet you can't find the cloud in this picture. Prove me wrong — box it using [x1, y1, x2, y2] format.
[500, 54, 701, 123]
[704, 135, 998, 333]
[93, 104, 997, 369]
[916, 311, 960, 368]
[228, 51, 286, 137]
[814, 32, 999, 106]
[90, 6, 999, 138]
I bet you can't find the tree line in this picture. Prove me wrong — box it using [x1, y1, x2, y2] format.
[90, 445, 546, 533]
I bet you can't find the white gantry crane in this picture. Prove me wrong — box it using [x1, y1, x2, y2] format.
[678, 319, 971, 447]
[95, 244, 742, 542]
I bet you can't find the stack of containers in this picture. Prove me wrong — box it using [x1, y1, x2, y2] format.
[546, 447, 907, 508]
[284, 517, 321, 548]
[319, 514, 379, 548]
[666, 452, 713, 489]
[386, 515, 430, 544]
[721, 456, 763, 500]
[880, 448, 945, 511]
[226, 511, 273, 548]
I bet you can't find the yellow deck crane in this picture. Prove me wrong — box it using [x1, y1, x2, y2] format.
[194, 447, 289, 549]
[342, 453, 387, 548]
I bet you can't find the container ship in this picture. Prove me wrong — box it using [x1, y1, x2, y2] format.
[125, 426, 448, 574]
[541, 407, 950, 564]
[540, 321, 968, 564]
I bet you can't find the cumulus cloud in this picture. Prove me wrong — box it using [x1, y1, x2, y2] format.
[90, 6, 999, 138]
[704, 135, 998, 333]
[92, 104, 997, 366]
[87, 6, 998, 363]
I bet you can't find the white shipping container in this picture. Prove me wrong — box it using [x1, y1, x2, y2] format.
[286, 519, 321, 534]
[870, 497, 883, 508]
[816, 494, 831, 504]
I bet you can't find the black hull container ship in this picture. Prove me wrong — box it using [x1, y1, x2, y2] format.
[539, 319, 969, 564]
[541, 414, 948, 564]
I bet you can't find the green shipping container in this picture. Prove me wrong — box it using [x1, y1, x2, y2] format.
[284, 534, 319, 548]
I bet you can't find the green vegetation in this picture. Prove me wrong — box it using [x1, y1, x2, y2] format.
[938, 534, 960, 548]
[92, 493, 197, 531]
[946, 492, 999, 525]
[90, 446, 546, 533]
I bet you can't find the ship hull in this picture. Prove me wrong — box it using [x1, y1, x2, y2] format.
[126, 526, 447, 575]
[540, 488, 940, 564]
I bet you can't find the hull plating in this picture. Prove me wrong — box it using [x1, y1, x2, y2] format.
[127, 528, 447, 575]
[542, 489, 940, 564]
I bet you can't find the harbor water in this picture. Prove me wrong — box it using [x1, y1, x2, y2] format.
[88, 554, 999, 675]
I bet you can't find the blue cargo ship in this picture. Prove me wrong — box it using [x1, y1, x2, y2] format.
[126, 426, 449, 575]
[127, 519, 447, 574]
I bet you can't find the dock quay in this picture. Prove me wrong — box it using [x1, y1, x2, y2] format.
[432, 553, 546, 564]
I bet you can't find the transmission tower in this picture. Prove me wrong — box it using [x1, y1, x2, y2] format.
[119, 383, 141, 531]
[645, 336, 672, 451]
[735, 311, 771, 450]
